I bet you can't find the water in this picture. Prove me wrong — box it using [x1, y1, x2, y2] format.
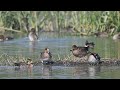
[0, 32, 120, 79]
[0, 65, 120, 79]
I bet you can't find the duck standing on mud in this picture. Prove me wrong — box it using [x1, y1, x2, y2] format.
[70, 45, 90, 58]
[28, 28, 38, 41]
[40, 48, 54, 65]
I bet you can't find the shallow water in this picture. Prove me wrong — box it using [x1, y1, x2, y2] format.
[0, 32, 120, 79]
[0, 65, 120, 79]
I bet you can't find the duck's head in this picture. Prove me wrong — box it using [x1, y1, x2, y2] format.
[44, 48, 50, 53]
[27, 58, 33, 65]
[85, 41, 95, 48]
[30, 28, 36, 33]
[70, 45, 78, 51]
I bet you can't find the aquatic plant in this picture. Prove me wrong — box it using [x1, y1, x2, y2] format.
[0, 11, 119, 36]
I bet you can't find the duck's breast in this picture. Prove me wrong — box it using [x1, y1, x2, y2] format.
[113, 34, 119, 40]
[88, 55, 97, 63]
[72, 50, 80, 56]
[29, 33, 37, 41]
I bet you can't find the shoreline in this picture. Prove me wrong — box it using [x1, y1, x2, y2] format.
[34, 59, 120, 66]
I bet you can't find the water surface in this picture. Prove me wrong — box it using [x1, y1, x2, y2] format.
[0, 32, 120, 79]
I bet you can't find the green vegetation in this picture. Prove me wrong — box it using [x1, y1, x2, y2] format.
[0, 11, 120, 35]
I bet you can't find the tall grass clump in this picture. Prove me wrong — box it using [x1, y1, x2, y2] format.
[0, 11, 119, 35]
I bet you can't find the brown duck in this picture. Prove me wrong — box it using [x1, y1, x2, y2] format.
[94, 31, 108, 38]
[0, 35, 14, 41]
[40, 48, 54, 65]
[70, 45, 90, 58]
[28, 28, 38, 41]
[14, 58, 33, 68]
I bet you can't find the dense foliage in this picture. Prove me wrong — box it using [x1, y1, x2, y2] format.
[0, 11, 120, 35]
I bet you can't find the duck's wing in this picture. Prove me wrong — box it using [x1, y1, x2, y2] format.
[78, 47, 88, 52]
[14, 63, 20, 66]
[35, 33, 38, 39]
[40, 52, 44, 58]
[96, 54, 101, 61]
[49, 52, 52, 59]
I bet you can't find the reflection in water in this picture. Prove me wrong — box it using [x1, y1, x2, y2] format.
[29, 41, 36, 53]
[73, 65, 101, 79]
[1, 32, 120, 79]
[14, 65, 26, 71]
[41, 65, 52, 79]
[73, 66, 88, 78]
[2, 65, 120, 79]
[14, 65, 33, 78]
[15, 67, 20, 71]
[27, 66, 33, 78]
[88, 65, 101, 78]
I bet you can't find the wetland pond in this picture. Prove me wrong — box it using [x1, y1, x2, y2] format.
[0, 32, 120, 79]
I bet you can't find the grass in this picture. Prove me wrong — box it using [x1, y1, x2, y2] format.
[0, 53, 88, 66]
[0, 11, 119, 36]
[0, 53, 27, 66]
[0, 52, 120, 66]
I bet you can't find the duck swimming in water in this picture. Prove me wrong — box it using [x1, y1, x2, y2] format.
[5, 36, 14, 41]
[28, 28, 38, 41]
[14, 58, 34, 71]
[0, 35, 14, 42]
[94, 31, 108, 38]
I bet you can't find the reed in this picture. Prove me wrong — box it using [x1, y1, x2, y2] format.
[0, 11, 119, 35]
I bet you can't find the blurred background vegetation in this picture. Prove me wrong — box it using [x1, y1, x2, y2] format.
[0, 11, 120, 35]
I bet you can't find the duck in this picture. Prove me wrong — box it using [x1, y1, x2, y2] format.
[14, 61, 26, 70]
[70, 45, 90, 58]
[5, 36, 14, 41]
[26, 58, 34, 68]
[94, 31, 108, 38]
[88, 52, 101, 64]
[14, 58, 33, 70]
[113, 33, 120, 40]
[28, 28, 38, 41]
[0, 35, 14, 41]
[85, 40, 95, 48]
[40, 48, 54, 65]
